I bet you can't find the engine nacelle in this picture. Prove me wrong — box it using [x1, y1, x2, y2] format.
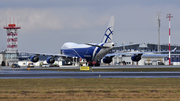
[46, 57, 55, 64]
[103, 57, 113, 64]
[30, 55, 39, 62]
[131, 54, 142, 62]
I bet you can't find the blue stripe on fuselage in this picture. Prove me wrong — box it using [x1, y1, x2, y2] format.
[93, 47, 101, 60]
[92, 43, 104, 60]
[61, 46, 99, 62]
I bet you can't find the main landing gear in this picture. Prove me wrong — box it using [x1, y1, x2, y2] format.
[88, 60, 100, 67]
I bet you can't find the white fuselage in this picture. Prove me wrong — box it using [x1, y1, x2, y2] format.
[61, 42, 114, 61]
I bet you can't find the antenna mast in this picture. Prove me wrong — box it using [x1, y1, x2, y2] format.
[166, 13, 173, 65]
[157, 12, 161, 52]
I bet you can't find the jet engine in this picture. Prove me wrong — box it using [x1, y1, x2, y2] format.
[131, 54, 142, 62]
[30, 55, 39, 62]
[103, 57, 113, 64]
[46, 57, 55, 64]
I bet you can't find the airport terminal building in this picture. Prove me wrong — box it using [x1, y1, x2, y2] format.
[108, 43, 180, 65]
[0, 50, 19, 66]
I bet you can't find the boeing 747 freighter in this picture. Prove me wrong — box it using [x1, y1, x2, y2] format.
[28, 16, 115, 66]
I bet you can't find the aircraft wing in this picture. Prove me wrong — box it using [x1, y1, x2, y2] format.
[113, 43, 139, 48]
[105, 52, 142, 58]
[18, 51, 72, 58]
[105, 47, 177, 58]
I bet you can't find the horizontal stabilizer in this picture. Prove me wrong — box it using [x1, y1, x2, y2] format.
[85, 43, 109, 48]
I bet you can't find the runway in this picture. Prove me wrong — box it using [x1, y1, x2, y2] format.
[1, 70, 180, 79]
[1, 65, 180, 79]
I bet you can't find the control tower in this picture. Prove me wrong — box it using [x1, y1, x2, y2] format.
[3, 23, 21, 52]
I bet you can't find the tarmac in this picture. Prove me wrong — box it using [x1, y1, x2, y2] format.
[0, 65, 180, 79]
[1, 65, 180, 70]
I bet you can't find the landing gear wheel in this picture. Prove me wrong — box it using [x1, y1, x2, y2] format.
[95, 61, 100, 66]
[88, 61, 93, 66]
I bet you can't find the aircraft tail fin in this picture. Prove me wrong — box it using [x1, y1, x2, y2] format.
[172, 47, 177, 52]
[101, 16, 114, 43]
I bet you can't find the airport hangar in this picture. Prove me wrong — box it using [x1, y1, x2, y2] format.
[1, 43, 180, 66]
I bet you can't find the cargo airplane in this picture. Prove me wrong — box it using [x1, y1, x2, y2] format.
[28, 16, 115, 66]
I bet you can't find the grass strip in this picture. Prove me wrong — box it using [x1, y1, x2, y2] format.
[0, 78, 180, 100]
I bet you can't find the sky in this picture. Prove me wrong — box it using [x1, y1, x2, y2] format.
[0, 0, 180, 53]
